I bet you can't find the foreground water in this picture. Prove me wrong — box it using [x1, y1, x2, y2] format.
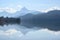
[0, 24, 60, 40]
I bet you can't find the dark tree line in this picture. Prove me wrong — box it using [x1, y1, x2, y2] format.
[0, 16, 20, 25]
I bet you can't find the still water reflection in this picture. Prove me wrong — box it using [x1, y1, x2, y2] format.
[0, 23, 60, 40]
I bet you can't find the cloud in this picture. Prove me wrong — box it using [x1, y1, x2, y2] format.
[0, 7, 16, 13]
[0, 29, 23, 37]
[0, 5, 22, 13]
[18, 29, 60, 40]
[0, 29, 24, 40]
[0, 6, 60, 13]
[39, 6, 60, 12]
[40, 29, 60, 35]
[0, 29, 60, 40]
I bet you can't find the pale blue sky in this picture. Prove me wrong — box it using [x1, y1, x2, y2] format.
[0, 0, 60, 10]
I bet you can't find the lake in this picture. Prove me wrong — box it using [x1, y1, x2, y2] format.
[0, 23, 60, 40]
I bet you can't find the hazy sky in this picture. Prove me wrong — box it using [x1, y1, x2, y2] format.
[0, 0, 60, 11]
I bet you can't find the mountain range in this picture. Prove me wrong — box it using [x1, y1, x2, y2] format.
[21, 9, 60, 31]
[0, 7, 42, 18]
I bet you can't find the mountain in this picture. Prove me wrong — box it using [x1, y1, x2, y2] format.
[0, 7, 29, 17]
[0, 11, 20, 18]
[29, 10, 42, 14]
[20, 7, 29, 13]
[0, 7, 42, 18]
[15, 7, 30, 16]
[16, 7, 42, 16]
[47, 10, 60, 18]
[21, 10, 60, 31]
[0, 11, 11, 17]
[21, 13, 34, 19]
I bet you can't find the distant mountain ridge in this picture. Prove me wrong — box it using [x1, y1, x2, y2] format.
[21, 10, 60, 19]
[0, 7, 43, 17]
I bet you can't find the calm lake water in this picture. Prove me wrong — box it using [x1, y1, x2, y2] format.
[0, 23, 60, 40]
